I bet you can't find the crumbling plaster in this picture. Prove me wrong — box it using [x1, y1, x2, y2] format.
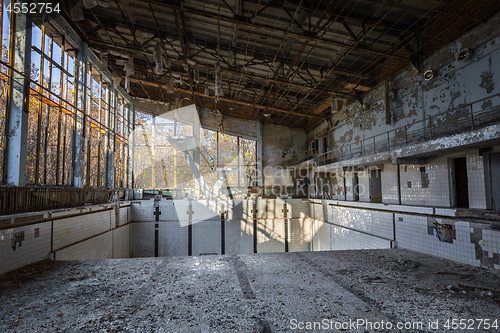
[262, 123, 307, 168]
[308, 12, 500, 151]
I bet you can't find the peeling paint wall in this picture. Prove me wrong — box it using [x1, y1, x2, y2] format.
[262, 123, 307, 168]
[308, 12, 500, 150]
[199, 108, 258, 139]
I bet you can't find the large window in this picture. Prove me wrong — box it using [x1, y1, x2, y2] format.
[0, 15, 133, 188]
[133, 110, 257, 193]
[27, 23, 77, 185]
[0, 0, 11, 179]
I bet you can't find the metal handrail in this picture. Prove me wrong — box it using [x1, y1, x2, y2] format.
[312, 92, 500, 166]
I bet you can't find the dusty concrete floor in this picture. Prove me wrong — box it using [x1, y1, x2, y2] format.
[1, 249, 499, 332]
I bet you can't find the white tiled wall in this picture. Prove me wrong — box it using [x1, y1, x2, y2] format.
[288, 217, 312, 252]
[193, 220, 221, 256]
[287, 199, 309, 218]
[0, 222, 51, 274]
[53, 210, 113, 250]
[257, 219, 286, 253]
[56, 231, 113, 260]
[0, 204, 131, 275]
[312, 220, 330, 251]
[131, 222, 155, 257]
[399, 156, 451, 207]
[330, 226, 392, 250]
[381, 163, 399, 204]
[329, 205, 394, 240]
[161, 222, 188, 256]
[225, 219, 253, 255]
[396, 214, 500, 269]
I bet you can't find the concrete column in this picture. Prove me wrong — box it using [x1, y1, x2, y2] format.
[106, 88, 116, 188]
[72, 42, 88, 187]
[256, 121, 263, 188]
[4, 6, 31, 186]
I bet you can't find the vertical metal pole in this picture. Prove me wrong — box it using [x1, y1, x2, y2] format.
[397, 163, 401, 205]
[237, 136, 240, 189]
[173, 117, 177, 189]
[151, 114, 156, 188]
[216, 130, 219, 168]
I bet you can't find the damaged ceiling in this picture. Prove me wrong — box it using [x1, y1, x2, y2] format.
[61, 0, 500, 128]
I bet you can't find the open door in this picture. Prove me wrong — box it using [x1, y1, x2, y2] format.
[453, 157, 469, 208]
[491, 153, 500, 211]
[353, 172, 360, 201]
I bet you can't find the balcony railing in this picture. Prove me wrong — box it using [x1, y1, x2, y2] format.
[312, 92, 500, 166]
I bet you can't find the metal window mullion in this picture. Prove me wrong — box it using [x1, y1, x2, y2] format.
[0, 0, 3, 181]
[56, 37, 65, 185]
[43, 36, 53, 184]
[35, 24, 45, 184]
[86, 64, 92, 186]
[97, 76, 102, 187]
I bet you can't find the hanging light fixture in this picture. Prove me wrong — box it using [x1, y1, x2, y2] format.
[166, 75, 175, 94]
[153, 41, 163, 75]
[331, 97, 339, 114]
[215, 65, 222, 102]
[193, 62, 200, 84]
[124, 56, 134, 93]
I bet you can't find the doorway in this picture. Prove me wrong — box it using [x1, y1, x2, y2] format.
[490, 153, 500, 211]
[370, 169, 382, 203]
[353, 172, 360, 201]
[453, 157, 469, 208]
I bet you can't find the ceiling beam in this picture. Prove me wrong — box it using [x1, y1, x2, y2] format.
[87, 38, 363, 98]
[268, 0, 420, 34]
[130, 78, 325, 119]
[136, 0, 412, 62]
[87, 14, 374, 78]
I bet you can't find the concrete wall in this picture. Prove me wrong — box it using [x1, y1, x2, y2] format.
[308, 12, 500, 151]
[262, 123, 307, 168]
[0, 204, 132, 275]
[199, 108, 259, 139]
